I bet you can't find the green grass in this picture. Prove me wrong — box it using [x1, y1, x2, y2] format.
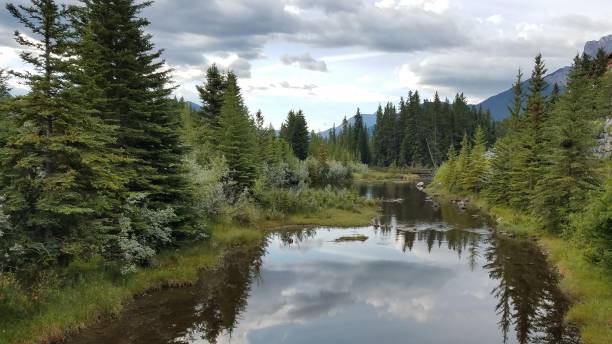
[263, 205, 379, 228]
[354, 169, 420, 183]
[334, 234, 369, 242]
[427, 187, 612, 344]
[210, 224, 264, 246]
[1, 244, 223, 344]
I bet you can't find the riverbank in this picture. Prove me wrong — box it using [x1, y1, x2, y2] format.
[427, 187, 612, 344]
[354, 167, 421, 183]
[0, 202, 379, 344]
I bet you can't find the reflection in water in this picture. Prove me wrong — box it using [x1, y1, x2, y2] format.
[485, 235, 580, 344]
[66, 183, 579, 344]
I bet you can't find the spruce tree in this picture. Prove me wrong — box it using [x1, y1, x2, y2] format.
[76, 0, 190, 233]
[519, 54, 548, 210]
[456, 133, 471, 191]
[196, 64, 226, 144]
[372, 105, 384, 165]
[534, 57, 598, 229]
[465, 126, 488, 192]
[280, 109, 310, 160]
[2, 0, 127, 259]
[218, 77, 258, 192]
[0, 69, 10, 98]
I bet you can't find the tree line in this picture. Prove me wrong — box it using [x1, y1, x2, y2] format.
[313, 91, 497, 169]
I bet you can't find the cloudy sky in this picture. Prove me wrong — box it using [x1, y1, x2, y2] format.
[1, 0, 612, 130]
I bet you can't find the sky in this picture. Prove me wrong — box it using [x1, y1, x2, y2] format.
[1, 0, 612, 131]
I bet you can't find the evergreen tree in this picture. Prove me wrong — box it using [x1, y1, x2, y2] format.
[534, 57, 598, 229]
[518, 54, 549, 210]
[372, 104, 384, 165]
[218, 78, 258, 192]
[358, 122, 371, 164]
[0, 69, 10, 98]
[196, 64, 226, 144]
[2, 0, 127, 259]
[465, 126, 488, 192]
[280, 109, 309, 160]
[456, 133, 471, 191]
[77, 0, 189, 221]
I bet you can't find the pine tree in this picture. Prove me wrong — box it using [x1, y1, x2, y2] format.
[280, 109, 309, 160]
[196, 64, 227, 144]
[465, 126, 488, 192]
[0, 69, 10, 98]
[372, 105, 384, 165]
[518, 54, 549, 210]
[77, 0, 189, 222]
[218, 78, 257, 192]
[1, 0, 127, 258]
[456, 133, 471, 191]
[533, 57, 598, 229]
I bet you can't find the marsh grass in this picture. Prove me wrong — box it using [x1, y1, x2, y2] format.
[354, 169, 420, 183]
[334, 234, 369, 242]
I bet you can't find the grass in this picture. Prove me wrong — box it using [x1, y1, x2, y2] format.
[1, 226, 264, 344]
[257, 205, 378, 229]
[1, 244, 224, 344]
[427, 187, 612, 344]
[334, 234, 369, 242]
[354, 169, 420, 183]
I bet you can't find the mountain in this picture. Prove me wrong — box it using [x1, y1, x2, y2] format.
[477, 66, 571, 120]
[318, 113, 377, 138]
[186, 101, 201, 111]
[478, 34, 612, 120]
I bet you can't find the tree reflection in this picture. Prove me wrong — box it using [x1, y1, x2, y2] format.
[177, 244, 265, 344]
[484, 234, 580, 344]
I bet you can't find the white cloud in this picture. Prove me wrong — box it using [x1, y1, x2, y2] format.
[486, 14, 503, 25]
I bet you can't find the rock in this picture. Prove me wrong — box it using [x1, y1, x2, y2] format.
[416, 182, 425, 188]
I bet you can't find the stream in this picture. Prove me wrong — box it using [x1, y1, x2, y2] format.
[65, 182, 579, 344]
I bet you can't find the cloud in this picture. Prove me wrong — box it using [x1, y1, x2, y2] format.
[486, 14, 503, 25]
[281, 53, 328, 72]
[278, 81, 318, 91]
[296, 5, 470, 52]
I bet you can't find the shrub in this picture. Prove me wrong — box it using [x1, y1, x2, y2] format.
[106, 194, 177, 274]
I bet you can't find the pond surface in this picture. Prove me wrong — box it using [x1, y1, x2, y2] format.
[66, 183, 579, 344]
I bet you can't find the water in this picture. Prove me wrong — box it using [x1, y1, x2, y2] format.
[66, 183, 579, 344]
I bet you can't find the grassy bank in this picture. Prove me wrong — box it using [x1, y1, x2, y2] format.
[260, 206, 379, 229]
[354, 168, 421, 183]
[427, 187, 612, 344]
[0, 200, 379, 344]
[0, 241, 229, 344]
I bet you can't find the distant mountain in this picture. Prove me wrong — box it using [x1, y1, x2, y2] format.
[318, 113, 376, 138]
[478, 34, 612, 120]
[186, 101, 201, 111]
[477, 66, 570, 120]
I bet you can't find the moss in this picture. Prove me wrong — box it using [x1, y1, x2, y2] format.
[427, 188, 612, 344]
[334, 234, 369, 242]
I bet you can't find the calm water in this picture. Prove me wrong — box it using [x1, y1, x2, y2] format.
[66, 183, 579, 344]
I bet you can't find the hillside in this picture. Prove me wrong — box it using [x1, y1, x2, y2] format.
[478, 34, 612, 120]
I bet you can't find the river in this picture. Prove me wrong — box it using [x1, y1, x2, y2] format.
[65, 182, 579, 344]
